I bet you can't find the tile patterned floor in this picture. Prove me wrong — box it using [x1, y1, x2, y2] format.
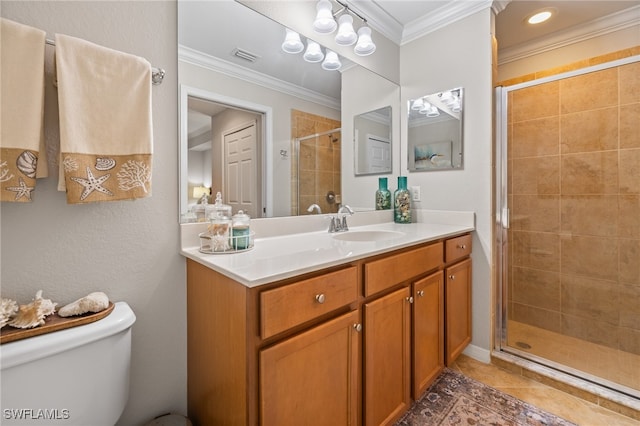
[450, 355, 640, 426]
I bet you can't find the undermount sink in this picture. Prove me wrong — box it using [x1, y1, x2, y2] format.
[332, 230, 405, 242]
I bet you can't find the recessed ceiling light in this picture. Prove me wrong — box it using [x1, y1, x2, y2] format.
[527, 8, 555, 25]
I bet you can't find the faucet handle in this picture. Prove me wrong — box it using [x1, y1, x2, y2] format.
[328, 216, 337, 233]
[341, 215, 349, 231]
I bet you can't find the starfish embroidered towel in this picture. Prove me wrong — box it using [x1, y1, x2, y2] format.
[0, 18, 47, 202]
[55, 33, 153, 204]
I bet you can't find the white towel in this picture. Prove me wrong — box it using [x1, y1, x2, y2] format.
[0, 18, 47, 202]
[55, 33, 153, 204]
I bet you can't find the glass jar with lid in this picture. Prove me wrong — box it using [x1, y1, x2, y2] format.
[231, 210, 251, 250]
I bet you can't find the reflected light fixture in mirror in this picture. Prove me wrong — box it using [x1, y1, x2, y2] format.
[304, 41, 325, 62]
[322, 50, 342, 70]
[282, 28, 304, 54]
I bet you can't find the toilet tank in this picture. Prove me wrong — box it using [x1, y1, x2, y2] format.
[0, 301, 136, 426]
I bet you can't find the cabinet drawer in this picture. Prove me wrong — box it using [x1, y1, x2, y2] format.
[365, 243, 442, 297]
[445, 234, 471, 263]
[261, 266, 358, 339]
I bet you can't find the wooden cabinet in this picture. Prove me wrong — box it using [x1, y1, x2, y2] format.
[186, 232, 472, 426]
[412, 271, 444, 398]
[260, 310, 360, 426]
[444, 234, 472, 366]
[363, 287, 411, 426]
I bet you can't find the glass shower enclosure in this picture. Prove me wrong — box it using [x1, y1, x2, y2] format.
[495, 55, 640, 400]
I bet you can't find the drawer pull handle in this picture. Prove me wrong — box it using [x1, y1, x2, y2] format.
[417, 290, 425, 297]
[406, 296, 414, 304]
[457, 244, 466, 249]
[449, 275, 455, 280]
[315, 294, 326, 304]
[353, 323, 362, 332]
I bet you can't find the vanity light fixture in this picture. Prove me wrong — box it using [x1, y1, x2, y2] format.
[282, 29, 304, 54]
[312, 0, 376, 56]
[313, 0, 338, 33]
[335, 15, 357, 46]
[354, 26, 376, 56]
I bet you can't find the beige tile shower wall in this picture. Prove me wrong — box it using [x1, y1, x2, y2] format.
[508, 56, 640, 355]
[290, 110, 341, 215]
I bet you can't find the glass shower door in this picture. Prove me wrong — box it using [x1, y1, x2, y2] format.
[496, 56, 640, 399]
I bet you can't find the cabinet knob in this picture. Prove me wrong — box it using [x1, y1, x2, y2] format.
[315, 294, 326, 304]
[406, 296, 414, 304]
[353, 323, 362, 332]
[449, 275, 455, 280]
[457, 244, 466, 249]
[417, 290, 425, 297]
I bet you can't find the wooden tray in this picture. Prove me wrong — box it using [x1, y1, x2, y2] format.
[0, 302, 115, 344]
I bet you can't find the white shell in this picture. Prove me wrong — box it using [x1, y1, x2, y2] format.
[95, 157, 116, 171]
[0, 297, 19, 329]
[8, 290, 57, 329]
[58, 292, 109, 317]
[16, 150, 38, 178]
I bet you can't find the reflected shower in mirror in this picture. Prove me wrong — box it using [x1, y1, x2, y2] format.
[407, 88, 464, 171]
[354, 106, 392, 175]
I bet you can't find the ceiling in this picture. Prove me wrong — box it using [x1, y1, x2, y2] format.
[181, 0, 639, 138]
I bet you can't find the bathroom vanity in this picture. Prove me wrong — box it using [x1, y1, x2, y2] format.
[181, 215, 473, 425]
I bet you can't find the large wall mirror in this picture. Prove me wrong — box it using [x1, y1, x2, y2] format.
[407, 87, 464, 171]
[178, 0, 400, 220]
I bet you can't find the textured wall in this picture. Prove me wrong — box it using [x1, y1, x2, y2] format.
[0, 2, 185, 424]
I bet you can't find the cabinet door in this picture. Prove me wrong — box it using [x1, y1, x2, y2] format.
[445, 258, 472, 366]
[413, 271, 444, 399]
[260, 310, 360, 426]
[364, 287, 411, 426]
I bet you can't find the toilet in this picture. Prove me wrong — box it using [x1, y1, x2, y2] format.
[0, 301, 136, 426]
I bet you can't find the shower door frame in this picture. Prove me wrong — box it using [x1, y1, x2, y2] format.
[494, 55, 640, 398]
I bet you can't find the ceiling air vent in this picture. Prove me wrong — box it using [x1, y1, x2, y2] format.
[231, 48, 260, 63]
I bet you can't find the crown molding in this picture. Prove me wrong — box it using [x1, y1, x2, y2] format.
[178, 45, 340, 110]
[348, 0, 495, 46]
[401, 0, 494, 45]
[498, 5, 640, 65]
[343, 2, 404, 45]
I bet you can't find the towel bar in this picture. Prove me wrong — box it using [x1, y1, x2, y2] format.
[45, 38, 165, 85]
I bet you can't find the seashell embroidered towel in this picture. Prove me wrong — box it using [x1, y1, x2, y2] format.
[55, 33, 153, 204]
[0, 18, 47, 202]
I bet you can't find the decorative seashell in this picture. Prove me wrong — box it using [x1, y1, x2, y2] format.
[8, 290, 57, 329]
[62, 156, 79, 172]
[0, 297, 19, 329]
[58, 292, 109, 317]
[16, 151, 38, 179]
[95, 157, 116, 171]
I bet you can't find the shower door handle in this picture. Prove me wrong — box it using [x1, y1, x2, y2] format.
[502, 207, 510, 229]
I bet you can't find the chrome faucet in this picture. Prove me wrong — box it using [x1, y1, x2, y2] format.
[329, 205, 354, 233]
[307, 204, 322, 214]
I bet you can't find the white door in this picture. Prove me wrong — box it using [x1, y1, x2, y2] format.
[224, 121, 257, 217]
[366, 135, 391, 173]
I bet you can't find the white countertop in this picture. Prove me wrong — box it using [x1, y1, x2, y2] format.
[180, 210, 475, 287]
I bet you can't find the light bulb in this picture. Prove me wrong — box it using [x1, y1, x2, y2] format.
[281, 29, 304, 54]
[313, 0, 337, 34]
[335, 15, 357, 46]
[354, 26, 376, 56]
